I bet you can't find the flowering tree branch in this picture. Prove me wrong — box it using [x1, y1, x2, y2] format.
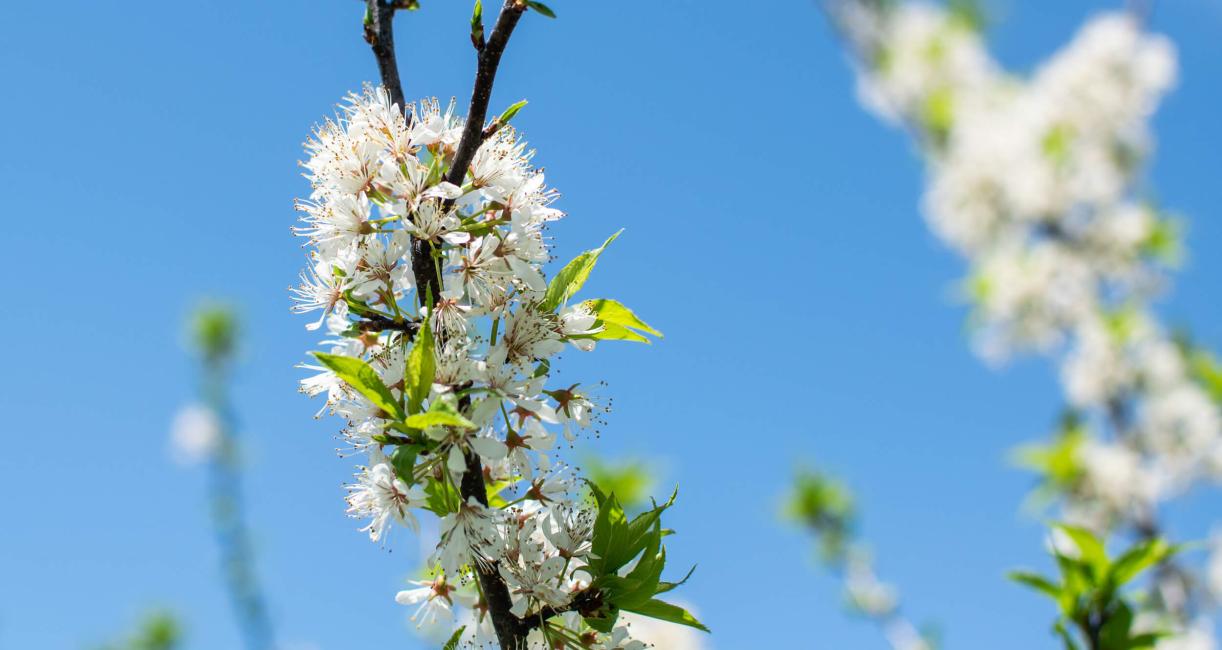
[363, 1, 530, 646]
[296, 3, 702, 649]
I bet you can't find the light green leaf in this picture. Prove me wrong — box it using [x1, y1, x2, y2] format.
[583, 298, 662, 343]
[541, 230, 622, 312]
[589, 322, 650, 344]
[1109, 539, 1174, 588]
[1007, 570, 1061, 601]
[470, 0, 484, 46]
[405, 394, 476, 431]
[1054, 523, 1108, 577]
[443, 625, 466, 650]
[404, 411, 476, 431]
[498, 99, 528, 125]
[405, 317, 436, 415]
[312, 352, 405, 421]
[423, 476, 461, 515]
[621, 599, 709, 633]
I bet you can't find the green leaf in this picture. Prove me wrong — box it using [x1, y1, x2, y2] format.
[583, 607, 619, 634]
[1190, 349, 1222, 403]
[588, 322, 650, 343]
[1127, 632, 1169, 649]
[583, 298, 662, 343]
[1008, 570, 1061, 601]
[619, 490, 677, 570]
[469, 0, 484, 48]
[616, 522, 665, 607]
[525, 0, 556, 18]
[1108, 539, 1175, 588]
[423, 476, 461, 515]
[585, 299, 661, 337]
[1098, 600, 1134, 649]
[1054, 523, 1109, 578]
[655, 563, 697, 595]
[588, 492, 628, 577]
[443, 625, 466, 650]
[498, 99, 528, 126]
[1053, 620, 1081, 650]
[312, 352, 405, 421]
[585, 477, 609, 508]
[404, 316, 436, 415]
[591, 490, 676, 579]
[390, 444, 422, 485]
[621, 598, 709, 633]
[404, 397, 477, 431]
[541, 230, 622, 312]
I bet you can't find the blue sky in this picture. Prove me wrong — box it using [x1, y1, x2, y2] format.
[2, 1, 1222, 648]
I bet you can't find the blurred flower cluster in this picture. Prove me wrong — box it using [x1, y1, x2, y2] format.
[826, 0, 1222, 645]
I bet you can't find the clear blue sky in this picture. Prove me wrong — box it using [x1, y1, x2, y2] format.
[3, 1, 1221, 648]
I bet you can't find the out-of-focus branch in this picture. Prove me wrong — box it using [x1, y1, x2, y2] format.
[191, 307, 276, 650]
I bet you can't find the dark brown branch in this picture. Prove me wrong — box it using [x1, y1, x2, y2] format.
[444, 0, 528, 190]
[460, 449, 527, 648]
[364, 0, 406, 112]
[356, 313, 419, 338]
[446, 6, 534, 647]
[520, 588, 604, 633]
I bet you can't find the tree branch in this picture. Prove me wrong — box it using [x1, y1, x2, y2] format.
[363, 0, 407, 113]
[444, 0, 528, 189]
[362, 3, 539, 647]
[460, 449, 527, 647]
[519, 588, 604, 633]
[446, 6, 534, 646]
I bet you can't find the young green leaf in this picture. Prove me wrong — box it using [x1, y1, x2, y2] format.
[390, 444, 422, 485]
[405, 395, 477, 430]
[312, 352, 405, 421]
[423, 476, 461, 516]
[1053, 523, 1109, 578]
[442, 625, 466, 650]
[525, 0, 556, 18]
[583, 298, 662, 344]
[541, 230, 622, 312]
[405, 316, 436, 415]
[1108, 538, 1175, 588]
[498, 99, 528, 125]
[588, 491, 628, 576]
[470, 0, 484, 49]
[655, 563, 697, 595]
[1008, 570, 1061, 601]
[587, 322, 650, 344]
[621, 598, 709, 633]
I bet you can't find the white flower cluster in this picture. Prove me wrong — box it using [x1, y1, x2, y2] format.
[292, 86, 670, 648]
[834, 0, 1222, 636]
